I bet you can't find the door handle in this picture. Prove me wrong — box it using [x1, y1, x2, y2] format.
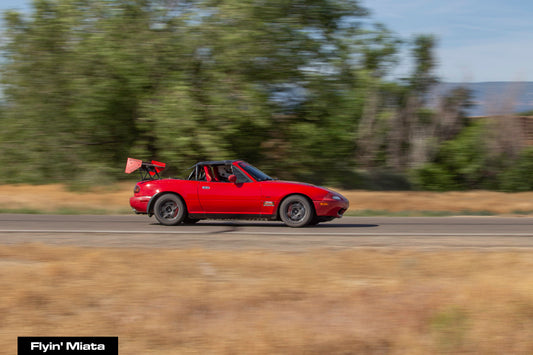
[202, 186, 210, 190]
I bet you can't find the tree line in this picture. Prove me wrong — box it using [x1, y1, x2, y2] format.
[1, 0, 531, 191]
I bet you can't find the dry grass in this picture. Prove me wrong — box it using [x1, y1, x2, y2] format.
[339, 190, 533, 215]
[2, 183, 533, 215]
[0, 184, 132, 214]
[2, 244, 533, 354]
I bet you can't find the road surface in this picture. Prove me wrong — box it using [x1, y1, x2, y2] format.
[1, 214, 533, 250]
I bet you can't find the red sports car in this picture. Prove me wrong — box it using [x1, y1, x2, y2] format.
[125, 158, 349, 227]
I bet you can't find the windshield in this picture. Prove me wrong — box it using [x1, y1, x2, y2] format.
[238, 162, 274, 182]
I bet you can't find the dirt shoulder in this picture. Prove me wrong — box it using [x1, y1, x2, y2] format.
[1, 184, 532, 215]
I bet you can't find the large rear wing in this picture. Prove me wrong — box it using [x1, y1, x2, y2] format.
[125, 158, 166, 180]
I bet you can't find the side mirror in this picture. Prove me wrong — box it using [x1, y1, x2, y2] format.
[228, 174, 237, 183]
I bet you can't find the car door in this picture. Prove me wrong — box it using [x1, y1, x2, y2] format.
[197, 165, 262, 214]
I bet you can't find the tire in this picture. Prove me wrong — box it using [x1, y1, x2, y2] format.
[153, 194, 186, 226]
[279, 195, 314, 228]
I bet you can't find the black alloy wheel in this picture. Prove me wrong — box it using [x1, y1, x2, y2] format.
[153, 193, 186, 226]
[279, 195, 314, 228]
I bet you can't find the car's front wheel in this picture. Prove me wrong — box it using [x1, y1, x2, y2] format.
[279, 195, 314, 227]
[153, 194, 186, 226]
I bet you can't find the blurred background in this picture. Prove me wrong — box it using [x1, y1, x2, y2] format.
[0, 0, 532, 191]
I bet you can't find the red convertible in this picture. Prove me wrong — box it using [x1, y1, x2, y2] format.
[126, 158, 349, 227]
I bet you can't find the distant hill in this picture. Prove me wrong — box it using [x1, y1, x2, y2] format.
[434, 82, 533, 117]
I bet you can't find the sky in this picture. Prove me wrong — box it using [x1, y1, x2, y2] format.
[363, 0, 533, 82]
[1, 0, 531, 83]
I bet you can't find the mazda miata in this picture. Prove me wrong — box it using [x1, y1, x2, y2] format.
[126, 158, 349, 227]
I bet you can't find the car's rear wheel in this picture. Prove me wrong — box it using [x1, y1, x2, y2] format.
[279, 195, 314, 228]
[154, 194, 186, 226]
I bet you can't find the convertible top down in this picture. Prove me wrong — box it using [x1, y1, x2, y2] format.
[126, 158, 349, 227]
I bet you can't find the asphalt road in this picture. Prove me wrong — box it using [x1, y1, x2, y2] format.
[1, 214, 533, 250]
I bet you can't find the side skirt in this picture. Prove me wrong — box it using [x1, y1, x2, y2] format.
[188, 213, 278, 221]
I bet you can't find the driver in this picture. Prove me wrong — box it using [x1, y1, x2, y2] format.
[216, 165, 233, 182]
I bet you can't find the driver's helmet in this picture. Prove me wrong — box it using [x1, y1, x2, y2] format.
[217, 165, 232, 178]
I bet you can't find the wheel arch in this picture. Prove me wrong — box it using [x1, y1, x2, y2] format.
[147, 191, 187, 215]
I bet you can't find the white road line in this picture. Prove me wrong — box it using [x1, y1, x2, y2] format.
[0, 229, 532, 237]
[0, 229, 207, 234]
[233, 232, 533, 236]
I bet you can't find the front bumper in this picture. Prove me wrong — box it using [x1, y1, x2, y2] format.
[313, 198, 349, 218]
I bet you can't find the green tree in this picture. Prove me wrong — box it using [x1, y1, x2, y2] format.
[1, 0, 459, 189]
[500, 148, 533, 192]
[413, 120, 497, 191]
[409, 34, 438, 100]
[1, 0, 189, 182]
[145, 0, 376, 182]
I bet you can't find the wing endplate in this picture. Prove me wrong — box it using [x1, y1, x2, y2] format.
[125, 158, 143, 174]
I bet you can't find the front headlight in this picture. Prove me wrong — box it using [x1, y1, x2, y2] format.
[331, 195, 342, 201]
